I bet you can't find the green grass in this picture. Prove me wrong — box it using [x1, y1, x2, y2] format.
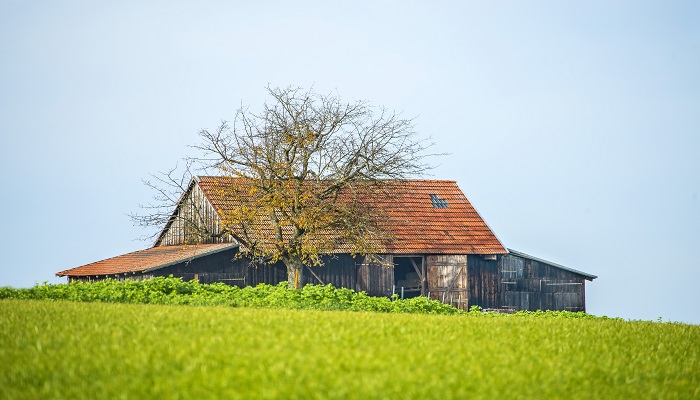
[1, 300, 698, 399]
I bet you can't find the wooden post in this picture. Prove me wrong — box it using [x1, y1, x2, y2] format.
[422, 256, 427, 297]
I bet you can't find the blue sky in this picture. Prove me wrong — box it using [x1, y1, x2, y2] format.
[1, 1, 698, 323]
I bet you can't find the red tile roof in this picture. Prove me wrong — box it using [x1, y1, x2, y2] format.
[197, 177, 506, 255]
[375, 180, 505, 254]
[56, 243, 237, 277]
[58, 179, 505, 278]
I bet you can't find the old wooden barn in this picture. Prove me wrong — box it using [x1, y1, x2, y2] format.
[57, 177, 596, 311]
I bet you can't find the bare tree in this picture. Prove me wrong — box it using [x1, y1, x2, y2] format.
[135, 86, 434, 288]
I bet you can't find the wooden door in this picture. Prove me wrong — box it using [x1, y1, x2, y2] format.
[427, 255, 468, 310]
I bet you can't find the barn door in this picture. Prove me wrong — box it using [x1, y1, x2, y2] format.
[427, 255, 468, 310]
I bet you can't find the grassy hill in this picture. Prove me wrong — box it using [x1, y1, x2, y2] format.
[1, 299, 698, 399]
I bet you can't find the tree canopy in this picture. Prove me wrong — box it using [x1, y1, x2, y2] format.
[135, 86, 434, 288]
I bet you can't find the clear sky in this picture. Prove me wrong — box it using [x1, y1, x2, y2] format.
[1, 1, 698, 323]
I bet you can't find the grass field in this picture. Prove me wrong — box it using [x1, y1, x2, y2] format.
[1, 300, 698, 399]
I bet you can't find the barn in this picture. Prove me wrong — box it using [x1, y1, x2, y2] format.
[57, 177, 596, 311]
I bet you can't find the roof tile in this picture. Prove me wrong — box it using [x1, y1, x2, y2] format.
[60, 179, 506, 277]
[198, 177, 506, 255]
[57, 243, 236, 277]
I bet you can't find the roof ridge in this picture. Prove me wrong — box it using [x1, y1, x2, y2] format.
[196, 175, 458, 183]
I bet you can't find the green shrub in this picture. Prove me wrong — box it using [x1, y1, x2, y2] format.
[0, 277, 615, 319]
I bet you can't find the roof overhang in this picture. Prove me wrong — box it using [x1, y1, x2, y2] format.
[56, 243, 239, 277]
[143, 243, 239, 273]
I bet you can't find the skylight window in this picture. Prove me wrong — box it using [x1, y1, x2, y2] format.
[430, 194, 448, 208]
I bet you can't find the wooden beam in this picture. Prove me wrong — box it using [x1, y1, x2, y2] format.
[443, 267, 464, 303]
[409, 258, 423, 281]
[306, 265, 325, 285]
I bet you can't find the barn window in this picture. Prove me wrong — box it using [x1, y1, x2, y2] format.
[430, 194, 448, 208]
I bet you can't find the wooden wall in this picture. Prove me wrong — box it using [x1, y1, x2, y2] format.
[153, 249, 286, 287]
[357, 255, 394, 297]
[71, 250, 591, 313]
[148, 252, 361, 291]
[156, 182, 234, 246]
[467, 256, 500, 309]
[499, 253, 587, 312]
[303, 255, 360, 292]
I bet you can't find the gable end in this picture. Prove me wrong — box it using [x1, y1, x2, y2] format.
[154, 178, 232, 246]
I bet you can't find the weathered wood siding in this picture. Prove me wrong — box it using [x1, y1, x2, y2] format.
[499, 253, 587, 312]
[302, 255, 360, 290]
[154, 251, 286, 287]
[427, 255, 469, 310]
[157, 182, 233, 246]
[467, 256, 499, 309]
[185, 254, 362, 290]
[357, 255, 394, 297]
[70, 249, 591, 313]
[93, 251, 360, 291]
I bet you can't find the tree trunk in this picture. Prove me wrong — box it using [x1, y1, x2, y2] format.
[284, 256, 305, 289]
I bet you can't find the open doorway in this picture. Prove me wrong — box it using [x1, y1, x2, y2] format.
[393, 256, 424, 299]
